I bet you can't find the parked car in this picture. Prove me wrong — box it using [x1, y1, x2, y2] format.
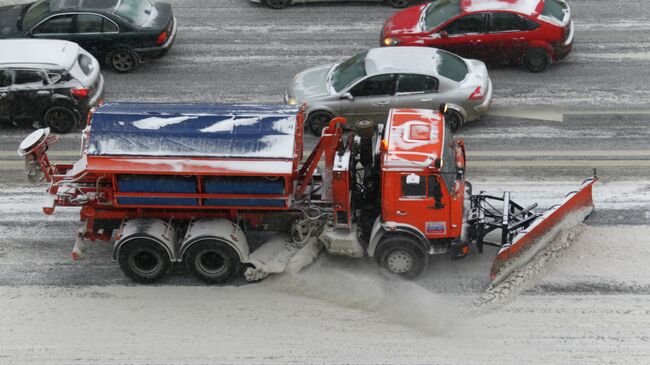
[250, 0, 418, 10]
[0, 0, 177, 73]
[381, 0, 573, 72]
[285, 46, 492, 135]
[0, 39, 104, 133]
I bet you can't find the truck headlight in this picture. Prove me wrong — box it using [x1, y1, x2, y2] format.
[286, 97, 298, 106]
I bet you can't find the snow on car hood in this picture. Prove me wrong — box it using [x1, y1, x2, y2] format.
[382, 3, 427, 36]
[287, 63, 334, 102]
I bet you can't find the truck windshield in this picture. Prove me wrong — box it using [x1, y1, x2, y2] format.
[441, 126, 456, 192]
[424, 0, 461, 31]
[114, 0, 155, 27]
[22, 0, 50, 30]
[330, 51, 367, 93]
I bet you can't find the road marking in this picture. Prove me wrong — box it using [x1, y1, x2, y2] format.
[468, 150, 650, 158]
[469, 160, 650, 167]
[486, 108, 650, 122]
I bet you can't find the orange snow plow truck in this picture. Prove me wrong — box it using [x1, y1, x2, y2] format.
[18, 103, 597, 285]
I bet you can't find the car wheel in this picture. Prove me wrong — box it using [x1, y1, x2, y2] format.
[184, 240, 242, 284]
[444, 109, 464, 133]
[43, 106, 78, 134]
[264, 0, 291, 9]
[521, 48, 550, 73]
[376, 235, 427, 279]
[306, 111, 334, 136]
[385, 0, 410, 8]
[118, 239, 171, 284]
[107, 48, 139, 73]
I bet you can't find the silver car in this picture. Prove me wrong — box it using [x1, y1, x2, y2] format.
[285, 46, 492, 135]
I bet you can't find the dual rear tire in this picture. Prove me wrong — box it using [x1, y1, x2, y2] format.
[118, 239, 242, 284]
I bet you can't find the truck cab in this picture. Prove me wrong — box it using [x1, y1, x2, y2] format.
[367, 108, 467, 277]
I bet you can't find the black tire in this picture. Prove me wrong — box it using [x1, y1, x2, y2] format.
[385, 0, 410, 8]
[444, 109, 464, 133]
[521, 48, 550, 73]
[43, 106, 78, 134]
[106, 48, 139, 73]
[264, 0, 291, 9]
[376, 235, 427, 279]
[118, 239, 171, 284]
[184, 240, 242, 284]
[306, 111, 334, 136]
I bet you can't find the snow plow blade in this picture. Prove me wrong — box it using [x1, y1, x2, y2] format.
[490, 177, 598, 285]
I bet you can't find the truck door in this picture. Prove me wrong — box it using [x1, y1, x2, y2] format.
[387, 173, 450, 238]
[0, 69, 11, 123]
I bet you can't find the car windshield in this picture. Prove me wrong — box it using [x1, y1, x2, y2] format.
[542, 0, 567, 22]
[424, 0, 461, 31]
[330, 51, 367, 93]
[436, 50, 468, 82]
[22, 0, 50, 30]
[114, 0, 155, 27]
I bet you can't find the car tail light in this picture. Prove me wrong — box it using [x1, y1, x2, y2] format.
[156, 31, 168, 45]
[468, 86, 485, 101]
[72, 88, 89, 98]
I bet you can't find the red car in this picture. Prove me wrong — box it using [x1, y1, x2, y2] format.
[381, 0, 573, 72]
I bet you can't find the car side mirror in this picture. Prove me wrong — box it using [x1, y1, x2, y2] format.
[456, 169, 464, 181]
[439, 31, 448, 38]
[341, 92, 354, 101]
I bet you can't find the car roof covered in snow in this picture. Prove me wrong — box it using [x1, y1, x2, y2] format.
[460, 0, 543, 17]
[366, 47, 444, 77]
[382, 108, 446, 171]
[86, 103, 299, 167]
[50, 0, 119, 11]
[0, 39, 79, 69]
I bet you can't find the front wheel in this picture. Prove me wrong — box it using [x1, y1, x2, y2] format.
[385, 0, 410, 8]
[444, 109, 464, 133]
[43, 106, 78, 134]
[107, 48, 139, 73]
[264, 0, 291, 9]
[521, 48, 550, 73]
[184, 240, 242, 284]
[376, 235, 427, 279]
[306, 111, 334, 136]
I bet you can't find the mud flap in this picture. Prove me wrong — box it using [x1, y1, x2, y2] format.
[490, 178, 597, 285]
[244, 236, 323, 282]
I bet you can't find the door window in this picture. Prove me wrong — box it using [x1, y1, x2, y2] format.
[33, 14, 74, 34]
[489, 12, 523, 32]
[396, 74, 438, 94]
[0, 70, 11, 88]
[401, 174, 426, 198]
[13, 70, 45, 87]
[443, 13, 485, 35]
[76, 14, 103, 33]
[349, 74, 395, 97]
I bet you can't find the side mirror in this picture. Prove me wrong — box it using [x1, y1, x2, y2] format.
[341, 92, 354, 101]
[439, 31, 448, 38]
[456, 169, 464, 181]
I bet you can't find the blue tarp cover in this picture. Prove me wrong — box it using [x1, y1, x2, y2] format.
[87, 103, 298, 159]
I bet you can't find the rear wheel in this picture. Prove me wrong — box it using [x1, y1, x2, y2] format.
[43, 106, 77, 134]
[385, 0, 410, 8]
[306, 111, 334, 136]
[376, 235, 427, 279]
[444, 109, 464, 133]
[264, 0, 291, 9]
[521, 48, 550, 73]
[184, 240, 242, 284]
[118, 239, 171, 283]
[107, 48, 139, 73]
